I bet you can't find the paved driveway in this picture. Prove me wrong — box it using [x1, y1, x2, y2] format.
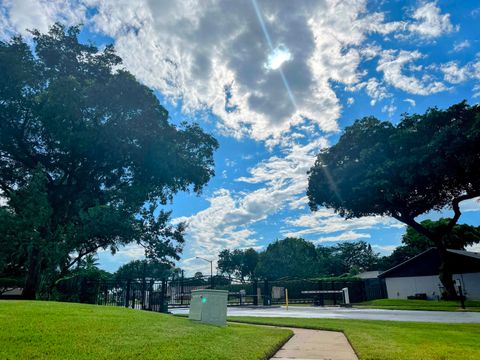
[171, 305, 480, 323]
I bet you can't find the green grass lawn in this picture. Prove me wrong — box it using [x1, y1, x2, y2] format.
[229, 316, 480, 360]
[353, 298, 480, 312]
[0, 301, 291, 360]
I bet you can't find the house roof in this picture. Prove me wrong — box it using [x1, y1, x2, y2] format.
[447, 249, 480, 260]
[378, 248, 480, 278]
[356, 271, 381, 279]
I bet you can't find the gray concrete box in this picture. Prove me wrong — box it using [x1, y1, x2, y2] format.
[188, 289, 228, 326]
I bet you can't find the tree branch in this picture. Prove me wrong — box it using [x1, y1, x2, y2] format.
[391, 212, 441, 247]
[446, 193, 480, 232]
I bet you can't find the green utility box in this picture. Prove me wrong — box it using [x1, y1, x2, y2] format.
[188, 289, 228, 326]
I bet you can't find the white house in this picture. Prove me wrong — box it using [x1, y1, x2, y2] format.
[378, 248, 480, 300]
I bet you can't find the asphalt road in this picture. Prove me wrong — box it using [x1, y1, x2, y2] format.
[170, 305, 480, 323]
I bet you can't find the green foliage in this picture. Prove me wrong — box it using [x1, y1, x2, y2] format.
[256, 238, 319, 280]
[380, 219, 480, 270]
[354, 298, 480, 312]
[0, 25, 218, 298]
[325, 241, 379, 275]
[114, 259, 173, 280]
[217, 248, 259, 281]
[307, 102, 480, 298]
[307, 102, 480, 220]
[0, 301, 291, 360]
[219, 239, 381, 280]
[402, 218, 480, 250]
[53, 268, 111, 304]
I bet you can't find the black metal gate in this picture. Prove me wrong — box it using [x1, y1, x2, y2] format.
[89, 275, 386, 312]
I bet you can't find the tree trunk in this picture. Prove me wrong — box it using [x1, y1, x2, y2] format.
[22, 245, 41, 300]
[438, 248, 458, 300]
[398, 217, 458, 300]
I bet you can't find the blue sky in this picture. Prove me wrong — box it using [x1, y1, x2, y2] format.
[2, 0, 479, 275]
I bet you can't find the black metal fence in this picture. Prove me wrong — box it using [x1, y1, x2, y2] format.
[70, 275, 386, 313]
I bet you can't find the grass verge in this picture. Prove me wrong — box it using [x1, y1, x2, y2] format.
[0, 301, 291, 360]
[353, 299, 480, 312]
[229, 316, 480, 360]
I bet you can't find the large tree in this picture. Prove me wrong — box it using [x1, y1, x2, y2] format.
[217, 248, 259, 282]
[114, 259, 173, 281]
[329, 241, 380, 275]
[307, 102, 480, 298]
[255, 238, 318, 280]
[0, 25, 218, 299]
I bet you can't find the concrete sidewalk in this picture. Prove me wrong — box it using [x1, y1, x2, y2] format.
[272, 327, 358, 360]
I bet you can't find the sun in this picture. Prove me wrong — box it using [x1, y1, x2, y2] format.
[265, 45, 292, 70]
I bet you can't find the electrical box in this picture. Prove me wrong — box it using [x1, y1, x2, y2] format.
[188, 289, 228, 326]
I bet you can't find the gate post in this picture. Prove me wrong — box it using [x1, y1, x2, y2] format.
[263, 280, 270, 306]
[131, 281, 135, 309]
[147, 279, 154, 311]
[103, 284, 108, 305]
[160, 279, 167, 313]
[141, 277, 146, 310]
[180, 270, 184, 306]
[125, 280, 131, 308]
[253, 279, 258, 306]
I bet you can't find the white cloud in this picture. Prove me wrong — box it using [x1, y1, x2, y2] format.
[474, 84, 480, 98]
[289, 196, 309, 210]
[381, 102, 397, 117]
[96, 243, 145, 271]
[313, 231, 371, 244]
[452, 40, 470, 52]
[176, 129, 401, 267]
[439, 57, 480, 85]
[282, 209, 404, 239]
[404, 98, 416, 107]
[405, 1, 456, 38]
[377, 49, 447, 95]
[372, 244, 398, 255]
[440, 61, 469, 84]
[173, 188, 260, 263]
[179, 256, 217, 277]
[365, 78, 391, 105]
[86, 0, 365, 143]
[0, 0, 462, 144]
[459, 197, 480, 212]
[80, 0, 457, 143]
[174, 137, 329, 258]
[346, 77, 391, 106]
[0, 0, 86, 39]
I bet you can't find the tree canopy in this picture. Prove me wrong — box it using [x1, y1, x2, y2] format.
[329, 242, 379, 275]
[0, 24, 218, 298]
[307, 101, 480, 298]
[217, 248, 259, 281]
[218, 238, 381, 280]
[114, 259, 173, 281]
[255, 238, 319, 280]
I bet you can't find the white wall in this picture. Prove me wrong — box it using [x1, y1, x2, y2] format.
[385, 273, 480, 300]
[460, 273, 480, 299]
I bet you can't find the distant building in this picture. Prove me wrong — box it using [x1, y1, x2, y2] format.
[379, 248, 480, 300]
